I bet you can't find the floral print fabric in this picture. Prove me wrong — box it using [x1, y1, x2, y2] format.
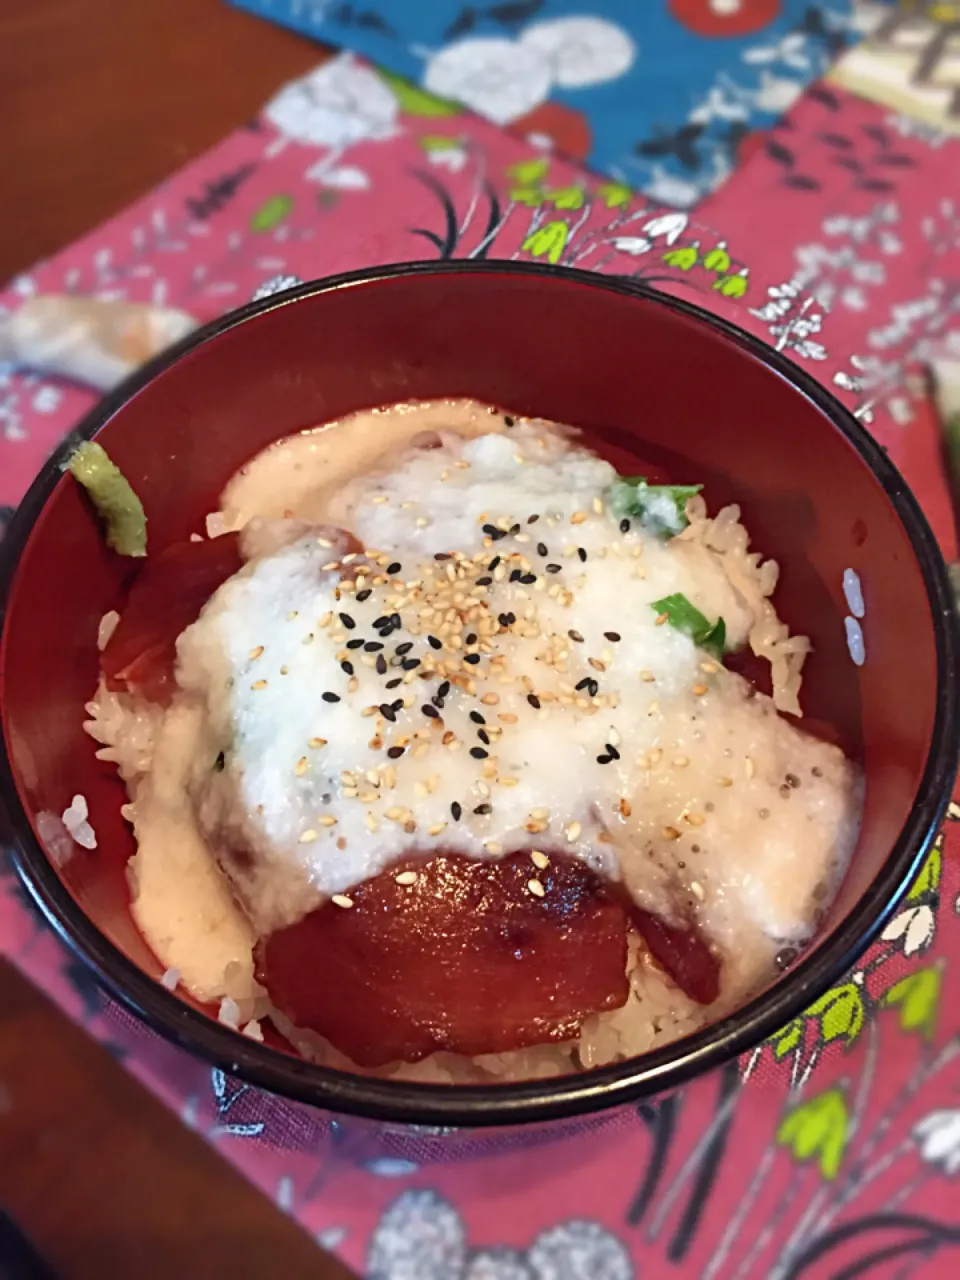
[227, 0, 865, 204]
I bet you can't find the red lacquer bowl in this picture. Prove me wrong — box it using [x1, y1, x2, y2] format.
[1, 262, 957, 1128]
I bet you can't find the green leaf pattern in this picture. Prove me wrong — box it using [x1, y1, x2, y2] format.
[250, 194, 293, 232]
[777, 1089, 850, 1179]
[881, 965, 943, 1040]
[906, 838, 942, 903]
[522, 221, 570, 266]
[806, 982, 865, 1047]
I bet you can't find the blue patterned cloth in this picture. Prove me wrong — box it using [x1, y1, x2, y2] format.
[227, 0, 869, 205]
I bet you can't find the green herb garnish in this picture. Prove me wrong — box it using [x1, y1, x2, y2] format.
[66, 441, 147, 557]
[652, 593, 727, 660]
[607, 476, 702, 538]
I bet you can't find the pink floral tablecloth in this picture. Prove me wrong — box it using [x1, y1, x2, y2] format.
[2, 53, 960, 1280]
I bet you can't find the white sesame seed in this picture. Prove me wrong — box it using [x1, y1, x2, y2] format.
[565, 821, 582, 843]
[527, 878, 546, 897]
[299, 829, 318, 844]
[395, 870, 418, 885]
[318, 814, 338, 827]
[332, 894, 354, 908]
[531, 850, 549, 870]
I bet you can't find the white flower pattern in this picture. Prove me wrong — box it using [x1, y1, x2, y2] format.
[518, 17, 636, 90]
[366, 1192, 633, 1280]
[264, 54, 400, 149]
[914, 1110, 960, 1176]
[882, 904, 936, 958]
[422, 17, 635, 126]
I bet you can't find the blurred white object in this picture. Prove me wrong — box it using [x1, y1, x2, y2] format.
[0, 295, 197, 392]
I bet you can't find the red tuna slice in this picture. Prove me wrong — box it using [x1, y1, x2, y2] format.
[256, 850, 631, 1067]
[630, 908, 721, 1006]
[101, 533, 243, 705]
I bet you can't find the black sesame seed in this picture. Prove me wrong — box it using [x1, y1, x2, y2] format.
[604, 631, 621, 642]
[385, 677, 402, 690]
[469, 711, 486, 725]
[386, 562, 402, 576]
[475, 576, 492, 587]
[437, 680, 451, 699]
[464, 653, 481, 666]
[488, 556, 501, 571]
[509, 523, 520, 536]
[356, 588, 372, 603]
[477, 729, 490, 744]
[432, 695, 445, 709]
[527, 694, 541, 709]
[504, 415, 515, 426]
[380, 704, 397, 722]
[402, 658, 421, 670]
[575, 677, 592, 691]
[391, 699, 404, 712]
[340, 661, 354, 676]
[474, 803, 493, 815]
[422, 705, 440, 719]
[537, 542, 548, 557]
[587, 679, 599, 697]
[346, 637, 364, 650]
[482, 524, 499, 537]
[451, 801, 462, 821]
[498, 613, 512, 627]
[427, 635, 442, 650]
[620, 518, 631, 534]
[322, 692, 341, 704]
[527, 513, 540, 524]
[376, 654, 388, 675]
[577, 548, 587, 563]
[364, 641, 384, 653]
[390, 613, 402, 630]
[373, 615, 390, 630]
[596, 753, 612, 764]
[509, 569, 522, 583]
[470, 747, 489, 759]
[434, 552, 452, 561]
[339, 612, 356, 630]
[605, 744, 621, 760]
[465, 633, 477, 644]
[546, 563, 562, 574]
[396, 642, 413, 656]
[568, 630, 584, 643]
[387, 746, 405, 759]
[520, 573, 537, 585]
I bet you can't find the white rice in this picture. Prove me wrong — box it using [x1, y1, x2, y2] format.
[83, 400, 861, 1082]
[61, 794, 97, 850]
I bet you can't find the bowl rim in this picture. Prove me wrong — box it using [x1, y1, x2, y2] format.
[2, 259, 958, 1128]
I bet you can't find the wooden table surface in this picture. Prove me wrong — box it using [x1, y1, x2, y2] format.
[0, 2, 355, 1275]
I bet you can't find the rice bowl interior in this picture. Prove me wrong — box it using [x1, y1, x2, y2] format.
[79, 398, 863, 1084]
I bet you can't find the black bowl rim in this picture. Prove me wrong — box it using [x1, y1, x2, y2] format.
[2, 259, 958, 1128]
